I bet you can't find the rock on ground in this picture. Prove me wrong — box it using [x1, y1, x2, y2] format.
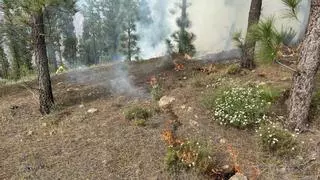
[158, 96, 176, 108]
[229, 173, 248, 180]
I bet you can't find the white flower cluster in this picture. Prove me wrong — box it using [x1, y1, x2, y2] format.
[214, 87, 270, 128]
[258, 123, 298, 155]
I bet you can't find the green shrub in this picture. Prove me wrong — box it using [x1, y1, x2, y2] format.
[226, 64, 241, 75]
[124, 106, 152, 121]
[151, 85, 163, 101]
[258, 124, 298, 157]
[212, 86, 271, 128]
[258, 85, 282, 103]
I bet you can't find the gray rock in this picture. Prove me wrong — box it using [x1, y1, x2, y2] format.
[229, 173, 248, 180]
[158, 96, 176, 108]
[87, 108, 98, 114]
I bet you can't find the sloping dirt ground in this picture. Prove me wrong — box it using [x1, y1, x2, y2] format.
[0, 58, 319, 180]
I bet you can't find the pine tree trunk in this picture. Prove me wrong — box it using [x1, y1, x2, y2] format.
[11, 45, 21, 80]
[48, 44, 58, 71]
[127, 26, 132, 61]
[288, 0, 320, 131]
[242, 0, 262, 69]
[32, 11, 55, 115]
[57, 41, 63, 66]
[0, 47, 9, 79]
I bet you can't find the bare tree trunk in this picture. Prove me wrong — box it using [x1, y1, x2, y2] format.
[32, 10, 54, 115]
[57, 41, 63, 66]
[242, 0, 262, 69]
[127, 26, 132, 61]
[288, 0, 320, 131]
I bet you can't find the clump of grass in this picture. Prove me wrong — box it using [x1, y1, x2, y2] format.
[133, 119, 147, 127]
[258, 85, 282, 103]
[164, 140, 233, 177]
[151, 85, 163, 101]
[124, 106, 152, 121]
[149, 76, 163, 101]
[190, 73, 219, 88]
[161, 119, 235, 178]
[190, 73, 207, 88]
[204, 86, 273, 128]
[310, 89, 320, 117]
[258, 123, 298, 157]
[226, 64, 241, 75]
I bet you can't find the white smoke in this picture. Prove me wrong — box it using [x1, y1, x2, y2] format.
[73, 12, 84, 39]
[75, 0, 310, 59]
[137, 0, 176, 59]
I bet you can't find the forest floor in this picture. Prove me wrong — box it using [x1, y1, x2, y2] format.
[0, 57, 319, 180]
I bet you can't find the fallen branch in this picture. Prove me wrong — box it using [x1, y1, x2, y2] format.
[275, 59, 298, 72]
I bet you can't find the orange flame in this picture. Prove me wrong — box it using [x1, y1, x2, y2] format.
[174, 63, 185, 71]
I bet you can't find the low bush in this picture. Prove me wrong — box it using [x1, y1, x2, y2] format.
[206, 86, 272, 128]
[149, 76, 163, 101]
[124, 106, 152, 121]
[258, 123, 298, 157]
[258, 85, 282, 103]
[151, 84, 163, 101]
[226, 64, 241, 75]
[164, 140, 233, 177]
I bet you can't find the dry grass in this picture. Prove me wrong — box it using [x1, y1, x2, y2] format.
[0, 59, 319, 179]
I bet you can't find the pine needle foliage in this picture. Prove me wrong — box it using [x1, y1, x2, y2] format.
[281, 0, 301, 20]
[247, 17, 296, 62]
[232, 31, 245, 49]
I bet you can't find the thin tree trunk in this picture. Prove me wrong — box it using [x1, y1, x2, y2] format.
[0, 46, 9, 79]
[57, 41, 63, 66]
[288, 0, 320, 131]
[242, 0, 263, 69]
[32, 10, 54, 115]
[128, 26, 131, 61]
[48, 44, 58, 71]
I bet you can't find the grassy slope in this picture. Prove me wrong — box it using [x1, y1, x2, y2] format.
[0, 59, 319, 180]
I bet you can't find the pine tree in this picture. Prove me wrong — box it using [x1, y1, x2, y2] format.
[9, 0, 77, 114]
[171, 0, 196, 57]
[101, 0, 123, 60]
[44, 6, 60, 71]
[80, 0, 105, 64]
[288, 0, 320, 131]
[59, 8, 77, 67]
[3, 0, 33, 79]
[120, 0, 140, 61]
[242, 0, 262, 69]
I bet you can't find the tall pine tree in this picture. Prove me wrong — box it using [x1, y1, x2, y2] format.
[171, 0, 196, 57]
[120, 0, 140, 61]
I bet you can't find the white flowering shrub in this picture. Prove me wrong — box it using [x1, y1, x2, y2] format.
[213, 86, 271, 128]
[258, 124, 298, 157]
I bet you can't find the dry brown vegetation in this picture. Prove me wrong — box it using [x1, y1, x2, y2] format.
[0, 58, 319, 179]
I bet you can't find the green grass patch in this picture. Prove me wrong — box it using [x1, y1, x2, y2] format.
[258, 123, 298, 157]
[124, 106, 152, 121]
